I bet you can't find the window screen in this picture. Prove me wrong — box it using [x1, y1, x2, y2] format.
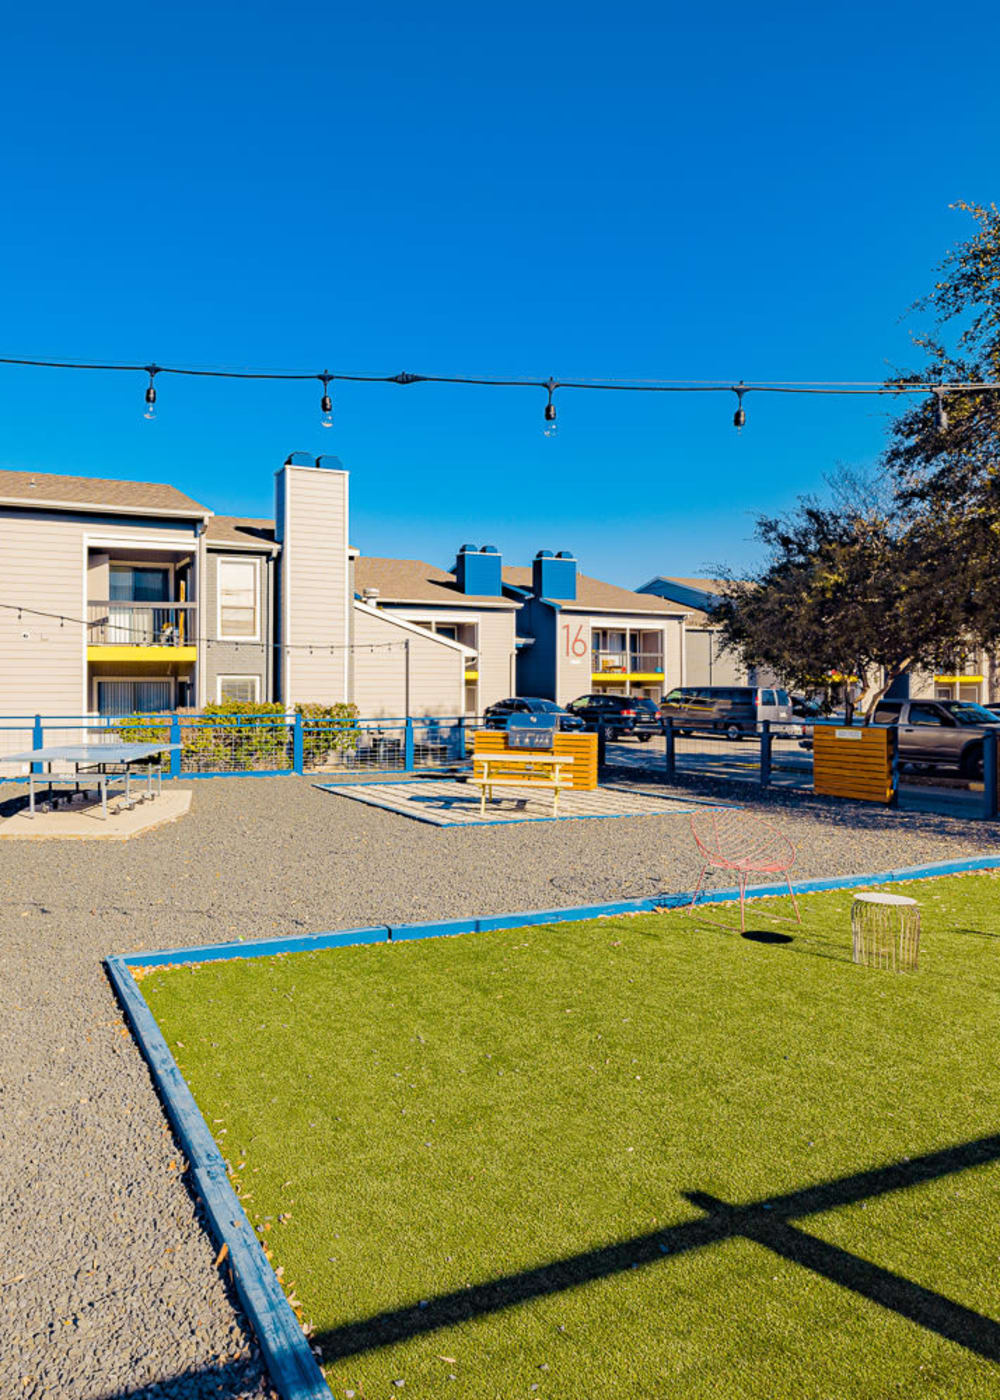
[218, 676, 259, 704]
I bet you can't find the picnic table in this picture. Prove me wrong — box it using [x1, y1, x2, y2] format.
[2, 741, 182, 820]
[471, 751, 573, 817]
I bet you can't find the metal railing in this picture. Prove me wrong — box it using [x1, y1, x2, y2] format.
[87, 601, 197, 646]
[0, 713, 477, 778]
[591, 650, 664, 674]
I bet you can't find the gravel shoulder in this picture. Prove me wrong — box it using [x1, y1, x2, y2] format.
[3, 770, 999, 1399]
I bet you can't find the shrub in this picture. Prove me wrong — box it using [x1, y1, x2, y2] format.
[295, 701, 360, 769]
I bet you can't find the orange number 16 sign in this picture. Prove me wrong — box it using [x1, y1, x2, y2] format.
[562, 624, 587, 659]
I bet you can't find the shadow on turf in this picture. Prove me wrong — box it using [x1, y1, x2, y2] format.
[314, 1132, 1000, 1366]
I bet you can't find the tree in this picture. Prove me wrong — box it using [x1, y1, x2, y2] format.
[881, 201, 1000, 656]
[713, 482, 975, 721]
[715, 203, 1000, 717]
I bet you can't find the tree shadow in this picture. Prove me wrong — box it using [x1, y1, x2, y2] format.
[91, 1356, 271, 1399]
[313, 1132, 1000, 1366]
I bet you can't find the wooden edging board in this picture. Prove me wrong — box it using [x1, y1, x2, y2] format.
[108, 846, 1000, 1400]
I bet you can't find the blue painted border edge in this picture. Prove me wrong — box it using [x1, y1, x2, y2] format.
[108, 845, 1000, 1400]
[120, 850, 1000, 970]
[105, 955, 332, 1400]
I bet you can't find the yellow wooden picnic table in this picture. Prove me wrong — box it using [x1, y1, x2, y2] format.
[471, 752, 573, 817]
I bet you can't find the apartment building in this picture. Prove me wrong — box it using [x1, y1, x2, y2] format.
[352, 546, 519, 714]
[636, 575, 751, 687]
[0, 460, 465, 718]
[505, 552, 686, 705]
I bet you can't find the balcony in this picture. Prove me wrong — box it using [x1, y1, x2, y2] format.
[87, 601, 197, 661]
[592, 649, 664, 679]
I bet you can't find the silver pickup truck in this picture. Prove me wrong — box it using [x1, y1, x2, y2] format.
[868, 698, 1000, 777]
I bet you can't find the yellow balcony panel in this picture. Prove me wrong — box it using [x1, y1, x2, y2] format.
[592, 670, 664, 684]
[88, 645, 197, 663]
[934, 674, 983, 684]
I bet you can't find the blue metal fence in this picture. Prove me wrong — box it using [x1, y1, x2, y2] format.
[0, 713, 473, 780]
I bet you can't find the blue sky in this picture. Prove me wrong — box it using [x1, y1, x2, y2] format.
[1, 2, 998, 586]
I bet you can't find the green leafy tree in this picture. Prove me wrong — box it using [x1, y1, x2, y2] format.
[882, 201, 1000, 655]
[713, 483, 973, 721]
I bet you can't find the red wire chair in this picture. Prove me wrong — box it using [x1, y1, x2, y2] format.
[688, 809, 801, 932]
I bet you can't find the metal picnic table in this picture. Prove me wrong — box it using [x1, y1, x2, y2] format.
[2, 742, 182, 820]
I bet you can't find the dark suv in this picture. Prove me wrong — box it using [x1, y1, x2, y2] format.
[482, 697, 586, 732]
[565, 694, 659, 741]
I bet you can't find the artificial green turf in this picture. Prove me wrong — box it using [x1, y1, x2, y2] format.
[141, 876, 1000, 1399]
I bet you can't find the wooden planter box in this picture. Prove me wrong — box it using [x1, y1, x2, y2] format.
[813, 725, 893, 804]
[472, 731, 598, 791]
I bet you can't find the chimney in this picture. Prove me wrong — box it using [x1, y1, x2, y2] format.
[532, 549, 577, 600]
[274, 455, 350, 705]
[454, 543, 502, 596]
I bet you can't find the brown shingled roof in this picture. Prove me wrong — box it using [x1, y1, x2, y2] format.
[660, 576, 726, 594]
[354, 556, 518, 607]
[0, 467, 211, 516]
[205, 516, 276, 548]
[502, 567, 685, 614]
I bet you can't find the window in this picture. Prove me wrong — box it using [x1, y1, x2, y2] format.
[909, 704, 945, 726]
[96, 679, 173, 716]
[873, 702, 902, 724]
[218, 675, 260, 704]
[760, 689, 776, 706]
[110, 565, 170, 602]
[218, 558, 258, 639]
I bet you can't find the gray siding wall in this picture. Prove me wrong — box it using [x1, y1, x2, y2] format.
[203, 548, 274, 703]
[0, 507, 201, 723]
[377, 603, 517, 712]
[683, 627, 746, 688]
[551, 613, 679, 705]
[474, 607, 517, 709]
[352, 605, 464, 716]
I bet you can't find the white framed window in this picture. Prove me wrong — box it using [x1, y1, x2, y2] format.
[217, 675, 261, 704]
[217, 558, 259, 640]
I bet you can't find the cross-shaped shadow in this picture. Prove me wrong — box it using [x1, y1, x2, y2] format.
[314, 1132, 1000, 1364]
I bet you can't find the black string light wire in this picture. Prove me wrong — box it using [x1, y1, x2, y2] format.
[0, 601, 410, 653]
[0, 353, 995, 434]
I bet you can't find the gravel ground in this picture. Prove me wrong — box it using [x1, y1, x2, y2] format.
[3, 767, 1000, 1399]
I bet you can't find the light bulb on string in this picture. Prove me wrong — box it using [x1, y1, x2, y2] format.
[319, 372, 334, 429]
[732, 382, 747, 432]
[543, 378, 558, 437]
[143, 365, 159, 421]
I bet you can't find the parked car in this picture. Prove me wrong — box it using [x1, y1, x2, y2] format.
[790, 693, 824, 720]
[482, 697, 586, 732]
[868, 698, 1000, 777]
[565, 693, 660, 741]
[658, 685, 794, 741]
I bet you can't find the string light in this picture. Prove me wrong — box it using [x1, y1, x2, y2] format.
[143, 365, 159, 421]
[319, 371, 333, 429]
[732, 381, 747, 432]
[0, 352, 993, 436]
[543, 378, 558, 437]
[0, 602, 409, 653]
